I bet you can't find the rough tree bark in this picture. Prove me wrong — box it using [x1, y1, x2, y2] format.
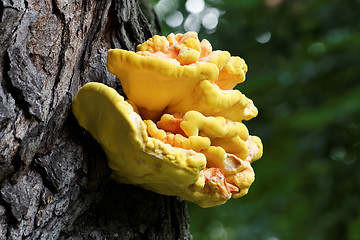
[0, 0, 192, 239]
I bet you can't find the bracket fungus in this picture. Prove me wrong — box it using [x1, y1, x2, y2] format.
[72, 32, 263, 208]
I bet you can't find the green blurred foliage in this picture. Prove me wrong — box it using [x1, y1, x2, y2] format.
[153, 0, 360, 239]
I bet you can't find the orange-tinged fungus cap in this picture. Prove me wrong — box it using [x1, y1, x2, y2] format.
[107, 32, 257, 121]
[215, 56, 248, 90]
[73, 32, 263, 207]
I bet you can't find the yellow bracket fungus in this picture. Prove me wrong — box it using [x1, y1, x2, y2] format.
[72, 32, 263, 208]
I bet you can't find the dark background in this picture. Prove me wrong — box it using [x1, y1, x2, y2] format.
[153, 0, 360, 239]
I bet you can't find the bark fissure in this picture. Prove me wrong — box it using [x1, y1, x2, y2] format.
[2, 51, 35, 121]
[0, 191, 17, 229]
[49, 0, 71, 111]
[31, 159, 58, 194]
[77, 1, 107, 80]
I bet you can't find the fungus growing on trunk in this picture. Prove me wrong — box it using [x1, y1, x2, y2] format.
[72, 32, 263, 207]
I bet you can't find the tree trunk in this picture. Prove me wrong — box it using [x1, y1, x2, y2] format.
[0, 0, 192, 239]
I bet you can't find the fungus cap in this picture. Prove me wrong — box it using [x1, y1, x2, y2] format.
[73, 32, 263, 207]
[72, 82, 261, 207]
[106, 32, 257, 122]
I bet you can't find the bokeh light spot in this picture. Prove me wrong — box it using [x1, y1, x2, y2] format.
[202, 8, 220, 30]
[185, 0, 205, 14]
[166, 11, 184, 28]
[155, 0, 179, 18]
[330, 146, 356, 165]
[184, 13, 201, 32]
[256, 31, 271, 43]
[307, 42, 326, 56]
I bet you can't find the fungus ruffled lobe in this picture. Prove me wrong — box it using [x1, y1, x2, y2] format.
[72, 32, 263, 208]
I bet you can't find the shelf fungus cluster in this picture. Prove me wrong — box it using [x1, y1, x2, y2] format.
[72, 32, 263, 207]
